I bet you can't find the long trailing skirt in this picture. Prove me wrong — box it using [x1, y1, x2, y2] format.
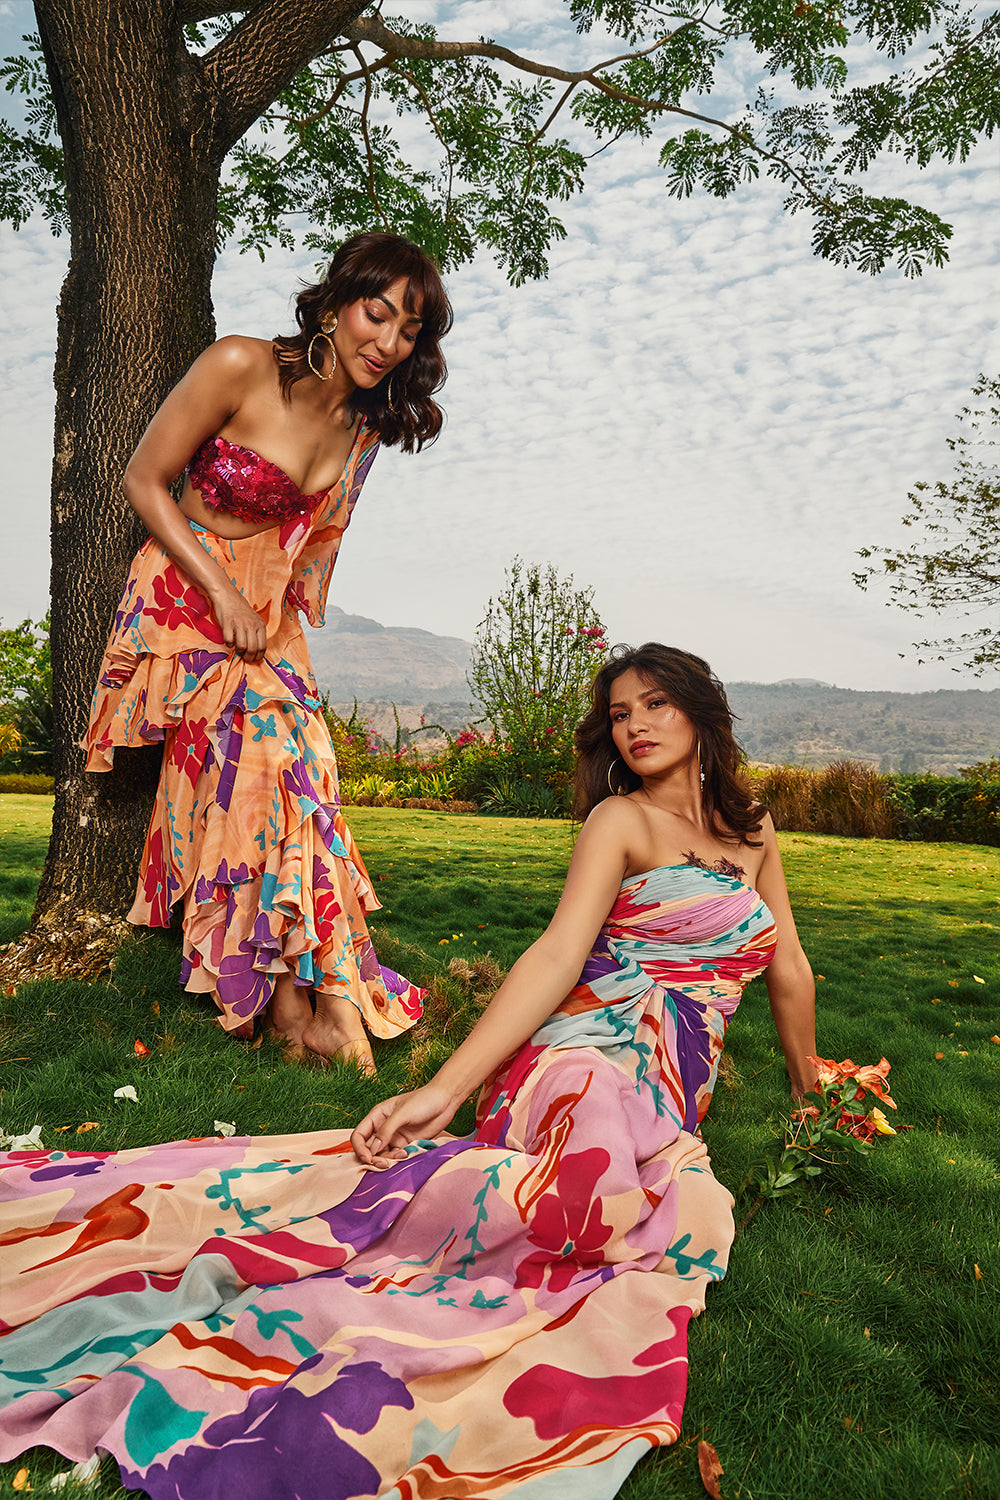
[83, 436, 423, 1037]
[0, 866, 777, 1498]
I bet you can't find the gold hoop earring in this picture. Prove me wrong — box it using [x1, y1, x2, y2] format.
[386, 372, 401, 415]
[607, 758, 625, 796]
[307, 314, 338, 380]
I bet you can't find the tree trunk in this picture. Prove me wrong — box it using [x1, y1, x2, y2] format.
[2, 0, 221, 980]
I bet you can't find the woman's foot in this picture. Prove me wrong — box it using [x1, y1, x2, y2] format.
[302, 994, 376, 1075]
[267, 973, 314, 1061]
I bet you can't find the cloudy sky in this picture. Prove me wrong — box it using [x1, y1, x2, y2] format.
[2, 1, 998, 692]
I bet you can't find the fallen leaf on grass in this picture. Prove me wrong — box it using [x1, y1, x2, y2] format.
[77, 1122, 100, 1135]
[214, 1120, 236, 1137]
[4, 982, 15, 998]
[150, 1000, 161, 1015]
[113, 1085, 138, 1103]
[133, 1038, 150, 1057]
[864, 1327, 871, 1338]
[974, 1264, 983, 1280]
[697, 1440, 724, 1499]
[973, 975, 985, 984]
[935, 1052, 945, 1060]
[930, 997, 941, 1004]
[992, 1036, 1000, 1045]
[12, 1467, 29, 1491]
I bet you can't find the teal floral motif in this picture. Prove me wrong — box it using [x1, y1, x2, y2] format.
[251, 713, 278, 741]
[206, 1161, 312, 1232]
[660, 1233, 726, 1280]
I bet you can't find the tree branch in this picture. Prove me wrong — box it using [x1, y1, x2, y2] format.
[200, 0, 369, 155]
[350, 40, 390, 229]
[343, 11, 836, 212]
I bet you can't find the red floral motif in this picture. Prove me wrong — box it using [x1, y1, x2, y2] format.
[147, 564, 224, 642]
[516, 1145, 613, 1293]
[168, 715, 214, 789]
[141, 826, 172, 927]
[313, 883, 344, 943]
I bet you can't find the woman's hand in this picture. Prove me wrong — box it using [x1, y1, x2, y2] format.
[209, 583, 268, 663]
[351, 1083, 459, 1169]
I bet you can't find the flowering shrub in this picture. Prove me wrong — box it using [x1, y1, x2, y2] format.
[468, 558, 607, 814]
[753, 1055, 898, 1201]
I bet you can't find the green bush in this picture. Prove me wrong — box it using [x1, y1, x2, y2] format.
[0, 772, 54, 794]
[748, 761, 999, 845]
[886, 773, 1000, 845]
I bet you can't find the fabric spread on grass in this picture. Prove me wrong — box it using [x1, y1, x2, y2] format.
[81, 420, 423, 1039]
[0, 864, 776, 1500]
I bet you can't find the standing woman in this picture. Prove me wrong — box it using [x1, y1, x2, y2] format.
[84, 232, 452, 1069]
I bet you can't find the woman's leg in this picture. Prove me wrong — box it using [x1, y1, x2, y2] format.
[302, 992, 376, 1074]
[267, 969, 314, 1059]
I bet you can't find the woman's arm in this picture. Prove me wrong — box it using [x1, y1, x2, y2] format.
[754, 814, 818, 1098]
[123, 337, 271, 661]
[351, 800, 641, 1166]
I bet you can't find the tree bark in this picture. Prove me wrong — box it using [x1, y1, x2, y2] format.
[1, 0, 366, 981]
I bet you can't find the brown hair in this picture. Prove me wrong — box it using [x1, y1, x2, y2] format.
[574, 642, 764, 845]
[272, 232, 453, 453]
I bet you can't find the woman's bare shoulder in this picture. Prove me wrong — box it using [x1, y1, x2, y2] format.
[191, 334, 274, 382]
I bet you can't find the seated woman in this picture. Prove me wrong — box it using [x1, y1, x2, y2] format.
[0, 644, 816, 1500]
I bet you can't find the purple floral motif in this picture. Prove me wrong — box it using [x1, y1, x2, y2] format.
[216, 914, 280, 1017]
[142, 1355, 413, 1500]
[23, 1158, 108, 1181]
[319, 1139, 479, 1250]
[671, 988, 714, 1131]
[214, 699, 244, 812]
[194, 875, 215, 904]
[357, 939, 381, 984]
[211, 858, 251, 888]
[282, 756, 316, 806]
[113, 581, 143, 636]
[177, 648, 228, 679]
[378, 963, 411, 997]
[271, 659, 309, 704]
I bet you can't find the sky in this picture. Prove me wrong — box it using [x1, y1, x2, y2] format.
[1, 1, 998, 693]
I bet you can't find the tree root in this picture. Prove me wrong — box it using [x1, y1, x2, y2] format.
[0, 900, 133, 988]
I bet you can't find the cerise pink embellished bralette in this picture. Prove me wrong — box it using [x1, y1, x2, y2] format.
[186, 435, 328, 524]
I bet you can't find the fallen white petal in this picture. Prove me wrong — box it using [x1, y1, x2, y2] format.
[214, 1121, 237, 1137]
[0, 1125, 45, 1151]
[113, 1085, 139, 1103]
[48, 1455, 101, 1490]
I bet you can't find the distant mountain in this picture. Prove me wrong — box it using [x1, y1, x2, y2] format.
[307, 606, 473, 705]
[304, 610, 998, 773]
[728, 681, 999, 775]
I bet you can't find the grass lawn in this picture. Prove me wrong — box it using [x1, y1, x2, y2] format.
[1, 797, 998, 1499]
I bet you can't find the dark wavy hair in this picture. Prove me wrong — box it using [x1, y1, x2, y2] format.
[272, 232, 453, 453]
[574, 643, 764, 845]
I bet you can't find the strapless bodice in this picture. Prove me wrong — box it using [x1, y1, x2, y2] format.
[187, 436, 327, 524]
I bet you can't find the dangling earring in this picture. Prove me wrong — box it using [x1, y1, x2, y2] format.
[307, 313, 338, 380]
[697, 741, 705, 788]
[607, 759, 625, 796]
[386, 372, 401, 414]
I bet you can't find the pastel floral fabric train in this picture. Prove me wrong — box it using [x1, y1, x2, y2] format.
[0, 864, 776, 1499]
[83, 420, 423, 1036]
